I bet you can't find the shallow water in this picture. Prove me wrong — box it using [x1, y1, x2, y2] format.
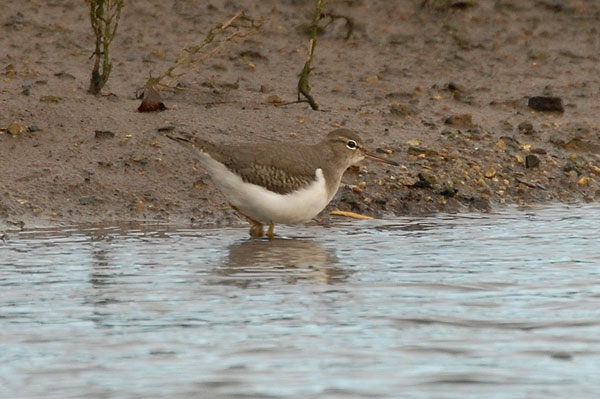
[1, 205, 599, 399]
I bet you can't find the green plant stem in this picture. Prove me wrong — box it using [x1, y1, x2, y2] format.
[298, 0, 327, 110]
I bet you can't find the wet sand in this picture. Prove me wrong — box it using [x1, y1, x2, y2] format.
[2, 0, 600, 229]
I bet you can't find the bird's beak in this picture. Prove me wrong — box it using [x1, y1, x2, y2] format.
[363, 150, 399, 166]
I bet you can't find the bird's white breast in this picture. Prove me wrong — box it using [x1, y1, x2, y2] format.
[197, 152, 332, 225]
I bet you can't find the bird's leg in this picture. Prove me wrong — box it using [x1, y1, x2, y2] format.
[230, 203, 264, 238]
[248, 220, 264, 238]
[266, 223, 275, 240]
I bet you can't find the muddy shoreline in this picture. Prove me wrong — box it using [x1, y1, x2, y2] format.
[2, 0, 600, 231]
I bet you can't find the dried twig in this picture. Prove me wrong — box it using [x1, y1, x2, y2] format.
[321, 12, 354, 40]
[142, 11, 260, 92]
[137, 11, 260, 112]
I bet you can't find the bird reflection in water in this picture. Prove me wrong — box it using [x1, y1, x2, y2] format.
[214, 238, 348, 287]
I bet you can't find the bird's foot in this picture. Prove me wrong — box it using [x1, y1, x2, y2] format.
[266, 223, 275, 240]
[249, 221, 264, 238]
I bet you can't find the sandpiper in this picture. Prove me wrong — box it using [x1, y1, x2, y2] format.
[168, 128, 398, 238]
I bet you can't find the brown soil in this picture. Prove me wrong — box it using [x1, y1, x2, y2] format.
[2, 0, 600, 230]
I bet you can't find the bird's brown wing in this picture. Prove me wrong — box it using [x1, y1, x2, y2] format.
[223, 143, 320, 195]
[167, 133, 320, 195]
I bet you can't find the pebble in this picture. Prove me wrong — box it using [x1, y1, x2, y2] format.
[408, 146, 438, 157]
[28, 125, 42, 132]
[483, 167, 496, 178]
[528, 96, 564, 112]
[499, 136, 520, 149]
[79, 196, 100, 205]
[517, 121, 534, 134]
[446, 81, 467, 93]
[563, 161, 580, 174]
[54, 71, 76, 80]
[444, 113, 473, 127]
[95, 130, 116, 139]
[376, 147, 393, 155]
[267, 94, 281, 104]
[437, 182, 458, 197]
[40, 95, 61, 103]
[412, 172, 435, 188]
[157, 126, 175, 132]
[525, 154, 540, 168]
[589, 164, 600, 175]
[389, 103, 419, 117]
[176, 81, 192, 89]
[7, 122, 25, 136]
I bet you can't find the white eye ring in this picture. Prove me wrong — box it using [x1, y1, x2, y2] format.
[346, 140, 357, 150]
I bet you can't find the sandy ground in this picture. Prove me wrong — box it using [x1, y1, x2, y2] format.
[2, 0, 600, 230]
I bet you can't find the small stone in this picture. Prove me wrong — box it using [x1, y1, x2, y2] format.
[589, 164, 600, 175]
[389, 103, 418, 117]
[444, 113, 473, 127]
[267, 94, 281, 104]
[132, 199, 145, 212]
[40, 95, 61, 103]
[27, 125, 42, 132]
[518, 121, 534, 134]
[577, 176, 589, 186]
[95, 130, 115, 139]
[528, 96, 564, 112]
[376, 147, 393, 155]
[525, 154, 540, 168]
[7, 121, 25, 136]
[447, 81, 467, 93]
[4, 64, 16, 76]
[54, 71, 76, 80]
[6, 12, 25, 29]
[119, 134, 132, 146]
[563, 161, 580, 174]
[132, 155, 148, 165]
[499, 136, 520, 149]
[410, 146, 438, 157]
[157, 126, 175, 132]
[437, 182, 458, 197]
[412, 172, 436, 188]
[79, 196, 100, 205]
[483, 167, 496, 178]
[351, 185, 363, 194]
[193, 179, 207, 189]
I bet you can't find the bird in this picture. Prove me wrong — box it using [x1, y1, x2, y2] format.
[167, 128, 398, 238]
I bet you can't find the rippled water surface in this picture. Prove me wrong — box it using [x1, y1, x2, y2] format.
[2, 205, 600, 398]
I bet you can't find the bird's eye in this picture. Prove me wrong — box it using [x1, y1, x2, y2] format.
[346, 140, 357, 150]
